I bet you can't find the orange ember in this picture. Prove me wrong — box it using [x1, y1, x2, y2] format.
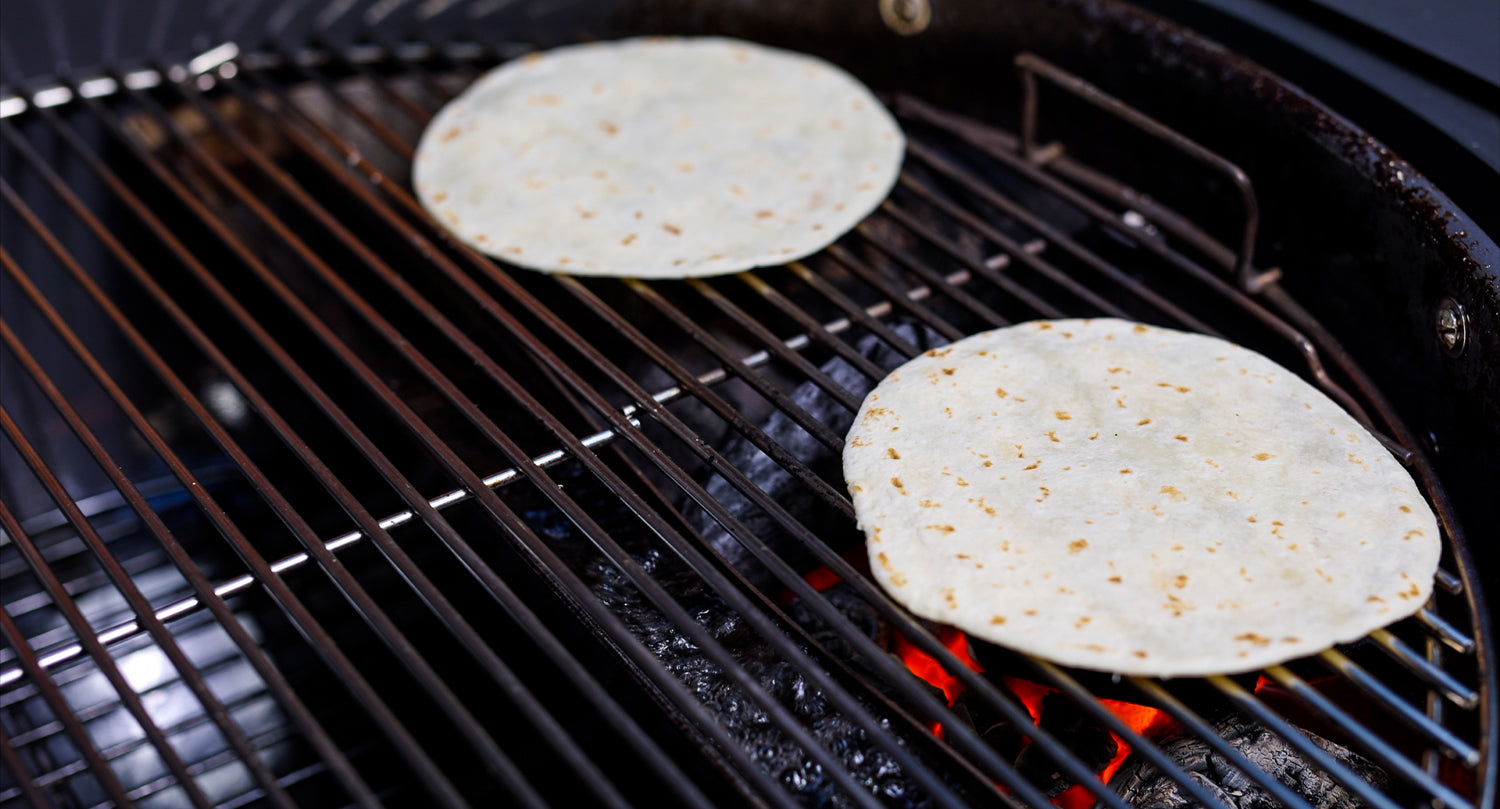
[893, 624, 1175, 807]
[894, 625, 981, 706]
[795, 567, 1177, 805]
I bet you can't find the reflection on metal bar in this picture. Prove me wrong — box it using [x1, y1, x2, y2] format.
[0, 422, 632, 688]
[0, 229, 1038, 690]
[0, 40, 236, 119]
[1369, 629, 1481, 710]
[1416, 607, 1476, 654]
[1210, 674, 1406, 809]
[0, 39, 1486, 809]
[1127, 677, 1318, 809]
[1318, 649, 1479, 765]
[1263, 665, 1473, 809]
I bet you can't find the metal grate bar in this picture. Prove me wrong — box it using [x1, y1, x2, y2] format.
[234, 44, 1098, 804]
[620, 278, 850, 452]
[871, 199, 1067, 320]
[208, 58, 948, 809]
[208, 57, 960, 809]
[5, 103, 463, 809]
[685, 278, 867, 413]
[1263, 664, 1472, 808]
[782, 260, 924, 357]
[1028, 659, 1245, 808]
[328, 44, 1476, 809]
[543, 263, 1189, 808]
[1368, 629, 1481, 709]
[896, 134, 1215, 336]
[1318, 649, 1481, 765]
[0, 679, 76, 809]
[1417, 606, 1476, 654]
[0, 445, 214, 809]
[101, 69, 688, 809]
[1210, 674, 1410, 809]
[1016, 53, 1266, 293]
[2, 225, 1036, 695]
[734, 269, 910, 382]
[1, 37, 1486, 809]
[903, 98, 1382, 426]
[187, 58, 948, 809]
[0, 319, 300, 809]
[0, 608, 139, 809]
[211, 61, 996, 809]
[1125, 677, 1322, 808]
[886, 177, 1112, 320]
[847, 221, 1016, 330]
[821, 244, 971, 342]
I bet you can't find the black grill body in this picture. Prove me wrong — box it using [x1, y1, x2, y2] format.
[1, 2, 1495, 808]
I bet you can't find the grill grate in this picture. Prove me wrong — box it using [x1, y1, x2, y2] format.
[1, 33, 1492, 809]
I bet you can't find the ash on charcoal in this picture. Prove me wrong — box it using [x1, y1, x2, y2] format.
[1106, 713, 1387, 809]
[587, 549, 942, 808]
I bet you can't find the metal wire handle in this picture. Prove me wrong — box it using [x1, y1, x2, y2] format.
[1016, 52, 1281, 295]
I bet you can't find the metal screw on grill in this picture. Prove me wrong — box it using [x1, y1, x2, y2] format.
[1436, 297, 1467, 356]
[880, 0, 932, 35]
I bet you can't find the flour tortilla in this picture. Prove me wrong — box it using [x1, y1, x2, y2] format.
[844, 319, 1441, 677]
[412, 37, 904, 277]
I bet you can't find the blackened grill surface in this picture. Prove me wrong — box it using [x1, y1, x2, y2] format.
[0, 31, 1493, 809]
